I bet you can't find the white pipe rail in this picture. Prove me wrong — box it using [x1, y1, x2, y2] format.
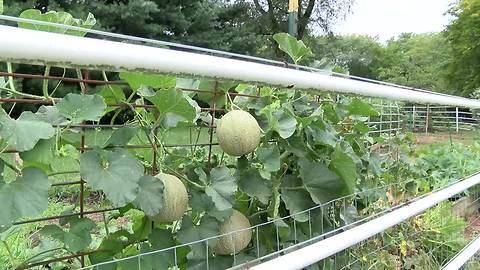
[442, 235, 480, 270]
[1, 26, 480, 108]
[251, 173, 480, 270]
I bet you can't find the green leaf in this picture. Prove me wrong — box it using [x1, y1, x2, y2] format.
[329, 148, 357, 194]
[35, 105, 69, 125]
[205, 166, 237, 212]
[299, 159, 345, 204]
[80, 149, 143, 206]
[103, 126, 139, 148]
[144, 89, 199, 128]
[97, 85, 126, 113]
[19, 9, 74, 34]
[305, 125, 337, 148]
[190, 190, 233, 222]
[237, 169, 271, 205]
[0, 168, 51, 226]
[273, 33, 314, 64]
[65, 12, 96, 37]
[257, 146, 281, 172]
[0, 0, 3, 15]
[236, 157, 271, 205]
[346, 98, 379, 117]
[197, 80, 237, 108]
[146, 229, 176, 268]
[0, 108, 55, 152]
[132, 176, 164, 216]
[280, 175, 316, 222]
[19, 138, 55, 171]
[89, 230, 131, 268]
[132, 215, 152, 241]
[121, 72, 176, 91]
[41, 217, 96, 252]
[18, 10, 95, 37]
[177, 216, 219, 257]
[56, 94, 106, 124]
[262, 107, 297, 139]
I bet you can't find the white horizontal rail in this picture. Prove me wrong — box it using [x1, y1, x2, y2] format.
[1, 26, 480, 108]
[442, 235, 480, 270]
[251, 173, 480, 270]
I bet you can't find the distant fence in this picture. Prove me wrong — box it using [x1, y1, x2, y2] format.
[404, 105, 478, 133]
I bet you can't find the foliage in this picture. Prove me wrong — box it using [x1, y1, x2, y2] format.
[273, 33, 314, 64]
[445, 0, 480, 96]
[308, 34, 383, 79]
[375, 33, 452, 92]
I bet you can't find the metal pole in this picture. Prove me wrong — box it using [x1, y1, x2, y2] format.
[250, 173, 480, 270]
[442, 235, 480, 270]
[456, 107, 459, 133]
[412, 105, 416, 131]
[425, 105, 430, 135]
[3, 26, 480, 108]
[288, 0, 298, 37]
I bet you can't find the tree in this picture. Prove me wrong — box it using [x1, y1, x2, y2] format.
[2, 0, 267, 55]
[251, 0, 354, 39]
[308, 35, 383, 78]
[375, 33, 452, 93]
[445, 0, 480, 96]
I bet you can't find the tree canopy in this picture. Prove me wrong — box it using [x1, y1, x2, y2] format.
[445, 0, 480, 96]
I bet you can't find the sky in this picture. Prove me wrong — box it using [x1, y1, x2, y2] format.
[334, 0, 456, 42]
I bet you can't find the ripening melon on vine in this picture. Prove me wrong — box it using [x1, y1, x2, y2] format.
[216, 110, 261, 156]
[215, 210, 252, 255]
[150, 173, 188, 223]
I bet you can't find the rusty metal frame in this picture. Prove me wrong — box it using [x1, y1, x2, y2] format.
[1, 66, 259, 269]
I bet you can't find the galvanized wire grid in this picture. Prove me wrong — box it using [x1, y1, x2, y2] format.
[79, 175, 480, 270]
[404, 105, 478, 133]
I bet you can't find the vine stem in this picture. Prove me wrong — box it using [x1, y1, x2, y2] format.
[6, 62, 16, 92]
[75, 69, 86, 93]
[0, 157, 21, 174]
[48, 170, 80, 176]
[102, 212, 110, 236]
[0, 86, 47, 100]
[110, 89, 137, 125]
[249, 209, 268, 219]
[18, 247, 64, 266]
[42, 65, 51, 98]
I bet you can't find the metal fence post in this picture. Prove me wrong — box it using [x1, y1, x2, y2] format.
[412, 105, 416, 130]
[425, 105, 430, 135]
[456, 107, 459, 133]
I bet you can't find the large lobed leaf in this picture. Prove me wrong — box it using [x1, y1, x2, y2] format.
[298, 159, 347, 204]
[41, 216, 96, 252]
[144, 88, 199, 128]
[280, 175, 316, 222]
[0, 167, 51, 227]
[56, 93, 106, 124]
[132, 175, 165, 216]
[273, 33, 314, 64]
[204, 166, 237, 212]
[18, 9, 96, 37]
[0, 108, 55, 152]
[80, 149, 143, 206]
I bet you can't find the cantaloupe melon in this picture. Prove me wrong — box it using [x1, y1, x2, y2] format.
[215, 210, 252, 255]
[150, 173, 188, 223]
[216, 110, 261, 156]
